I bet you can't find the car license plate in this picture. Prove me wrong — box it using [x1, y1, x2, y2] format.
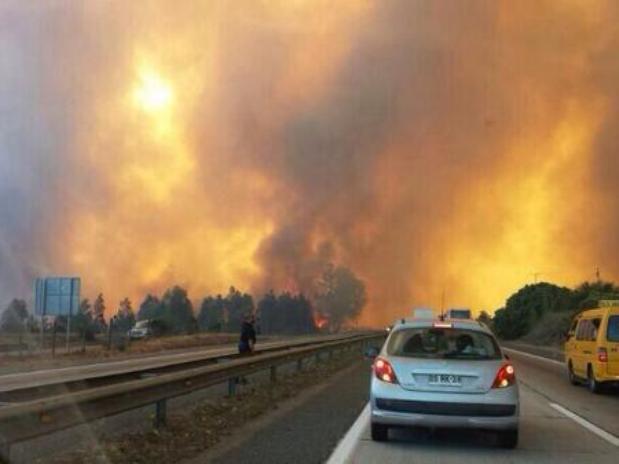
[428, 374, 462, 386]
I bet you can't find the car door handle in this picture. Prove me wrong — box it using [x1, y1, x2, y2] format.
[582, 350, 592, 354]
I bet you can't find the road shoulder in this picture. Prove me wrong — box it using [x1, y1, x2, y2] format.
[186, 359, 370, 464]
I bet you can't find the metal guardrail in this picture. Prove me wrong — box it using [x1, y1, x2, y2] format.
[0, 333, 383, 460]
[0, 333, 369, 402]
[501, 341, 565, 363]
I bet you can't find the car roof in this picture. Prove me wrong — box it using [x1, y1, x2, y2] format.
[391, 317, 492, 335]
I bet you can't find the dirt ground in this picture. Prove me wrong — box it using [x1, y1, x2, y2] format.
[0, 333, 271, 375]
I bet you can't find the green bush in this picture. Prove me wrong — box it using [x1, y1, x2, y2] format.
[493, 280, 619, 342]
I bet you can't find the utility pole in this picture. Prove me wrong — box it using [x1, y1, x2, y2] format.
[440, 290, 445, 320]
[595, 267, 601, 282]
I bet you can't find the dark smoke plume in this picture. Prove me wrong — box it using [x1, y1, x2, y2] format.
[1, 1, 618, 325]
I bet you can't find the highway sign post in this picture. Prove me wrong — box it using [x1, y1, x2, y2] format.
[34, 277, 81, 352]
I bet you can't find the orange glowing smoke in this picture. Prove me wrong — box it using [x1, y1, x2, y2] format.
[2, 1, 619, 326]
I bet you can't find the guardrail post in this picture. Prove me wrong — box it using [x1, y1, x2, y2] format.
[0, 439, 10, 463]
[51, 319, 57, 358]
[228, 378, 237, 396]
[270, 365, 277, 383]
[154, 399, 167, 428]
[297, 358, 303, 372]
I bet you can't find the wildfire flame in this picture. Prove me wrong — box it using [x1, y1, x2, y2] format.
[313, 313, 329, 330]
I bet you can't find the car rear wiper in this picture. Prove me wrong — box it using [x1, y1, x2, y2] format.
[443, 353, 494, 360]
[443, 352, 466, 358]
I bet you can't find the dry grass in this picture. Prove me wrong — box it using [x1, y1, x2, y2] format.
[0, 333, 278, 375]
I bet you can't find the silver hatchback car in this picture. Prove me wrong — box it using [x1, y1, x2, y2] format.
[369, 318, 519, 448]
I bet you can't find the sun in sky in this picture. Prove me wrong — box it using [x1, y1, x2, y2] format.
[132, 68, 173, 113]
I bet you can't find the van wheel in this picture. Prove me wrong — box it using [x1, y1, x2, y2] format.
[498, 429, 519, 449]
[371, 423, 388, 442]
[568, 362, 578, 385]
[587, 365, 602, 394]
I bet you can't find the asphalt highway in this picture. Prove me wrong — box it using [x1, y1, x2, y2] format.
[198, 347, 619, 464]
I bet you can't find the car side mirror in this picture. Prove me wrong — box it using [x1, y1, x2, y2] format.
[364, 346, 379, 359]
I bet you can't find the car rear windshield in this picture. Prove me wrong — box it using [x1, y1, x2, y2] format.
[448, 310, 470, 319]
[608, 316, 619, 342]
[386, 327, 501, 360]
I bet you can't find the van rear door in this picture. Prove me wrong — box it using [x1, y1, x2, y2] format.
[606, 314, 619, 376]
[574, 318, 598, 377]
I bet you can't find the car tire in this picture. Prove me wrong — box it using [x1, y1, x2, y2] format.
[371, 423, 388, 442]
[498, 429, 518, 449]
[568, 362, 579, 385]
[587, 365, 602, 394]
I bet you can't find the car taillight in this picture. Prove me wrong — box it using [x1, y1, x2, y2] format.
[492, 363, 516, 388]
[374, 357, 398, 384]
[598, 347, 608, 363]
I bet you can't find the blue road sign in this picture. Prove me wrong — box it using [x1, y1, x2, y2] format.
[34, 277, 81, 316]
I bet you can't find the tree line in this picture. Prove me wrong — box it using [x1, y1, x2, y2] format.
[490, 280, 619, 341]
[0, 265, 368, 337]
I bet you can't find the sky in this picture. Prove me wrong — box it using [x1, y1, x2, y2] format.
[1, 0, 618, 325]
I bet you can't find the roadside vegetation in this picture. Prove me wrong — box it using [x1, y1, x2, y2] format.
[488, 280, 619, 346]
[0, 333, 253, 376]
[0, 264, 367, 359]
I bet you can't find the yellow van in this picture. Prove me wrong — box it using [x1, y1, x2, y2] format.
[565, 302, 619, 393]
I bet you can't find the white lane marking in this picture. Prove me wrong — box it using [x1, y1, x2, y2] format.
[503, 347, 564, 367]
[549, 402, 619, 447]
[326, 402, 370, 464]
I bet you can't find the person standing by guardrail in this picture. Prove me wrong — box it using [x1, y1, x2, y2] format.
[239, 313, 256, 355]
[236, 314, 256, 385]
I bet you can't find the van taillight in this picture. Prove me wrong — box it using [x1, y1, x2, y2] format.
[374, 357, 398, 384]
[492, 363, 516, 388]
[598, 347, 608, 363]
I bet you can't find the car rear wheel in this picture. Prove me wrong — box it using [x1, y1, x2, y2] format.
[371, 423, 388, 442]
[587, 366, 602, 394]
[497, 429, 518, 449]
[568, 361, 579, 385]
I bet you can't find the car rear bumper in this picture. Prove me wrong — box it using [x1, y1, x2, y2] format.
[375, 398, 516, 416]
[599, 378, 619, 386]
[371, 407, 518, 430]
[370, 379, 519, 430]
